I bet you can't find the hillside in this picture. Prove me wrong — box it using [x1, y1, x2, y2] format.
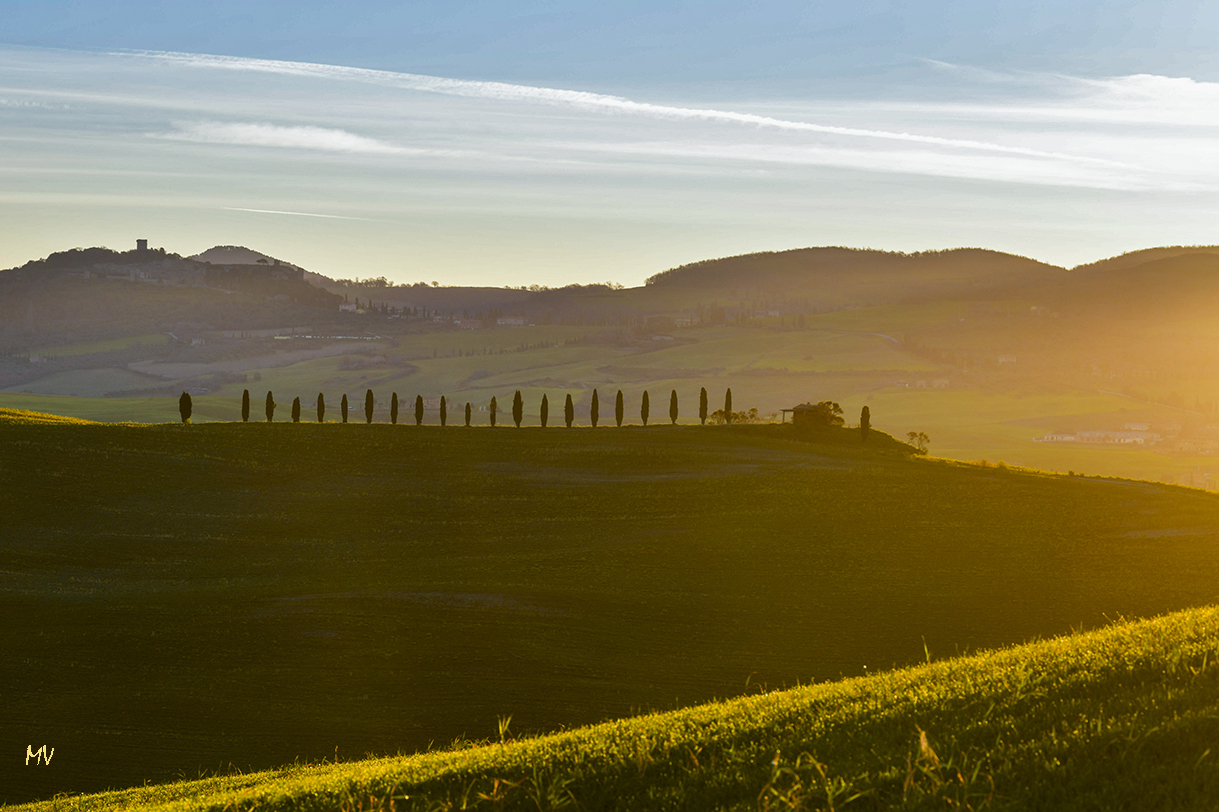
[6, 414, 1219, 803]
[13, 241, 1219, 487]
[12, 605, 1219, 810]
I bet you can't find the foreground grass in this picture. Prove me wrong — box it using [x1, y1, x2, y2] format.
[15, 606, 1219, 811]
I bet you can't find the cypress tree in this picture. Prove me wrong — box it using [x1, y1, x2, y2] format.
[341, 394, 349, 423]
[540, 394, 549, 428]
[724, 388, 733, 425]
[512, 390, 524, 427]
[465, 402, 472, 427]
[699, 387, 708, 425]
[564, 393, 574, 428]
[241, 389, 250, 422]
[490, 396, 498, 427]
[178, 391, 192, 424]
[317, 393, 325, 423]
[365, 389, 374, 424]
[265, 391, 276, 422]
[861, 405, 871, 442]
[390, 392, 399, 425]
[590, 389, 599, 427]
[669, 389, 678, 425]
[615, 390, 624, 427]
[415, 395, 424, 426]
[440, 396, 447, 427]
[291, 397, 301, 423]
[641, 390, 649, 426]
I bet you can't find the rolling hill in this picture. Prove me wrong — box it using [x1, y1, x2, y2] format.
[6, 412, 1219, 803]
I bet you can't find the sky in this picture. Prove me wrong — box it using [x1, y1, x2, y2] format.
[3, 1, 1219, 287]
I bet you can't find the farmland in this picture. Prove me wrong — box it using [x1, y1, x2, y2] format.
[6, 411, 1219, 803]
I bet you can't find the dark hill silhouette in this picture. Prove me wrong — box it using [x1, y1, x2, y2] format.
[643, 246, 1065, 306]
[1069, 246, 1219, 275]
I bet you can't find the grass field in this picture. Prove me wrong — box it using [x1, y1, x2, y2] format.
[6, 413, 1219, 804]
[11, 605, 1219, 811]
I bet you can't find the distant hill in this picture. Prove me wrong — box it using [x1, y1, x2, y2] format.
[642, 246, 1066, 306]
[189, 245, 294, 267]
[0, 245, 341, 353]
[1070, 245, 1219, 275]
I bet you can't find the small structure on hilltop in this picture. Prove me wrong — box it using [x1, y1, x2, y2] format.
[781, 401, 845, 427]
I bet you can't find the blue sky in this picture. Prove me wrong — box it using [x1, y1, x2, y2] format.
[3, 1, 1219, 285]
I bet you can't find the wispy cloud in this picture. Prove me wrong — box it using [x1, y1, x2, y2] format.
[222, 207, 373, 221]
[157, 121, 405, 154]
[122, 50, 1125, 169]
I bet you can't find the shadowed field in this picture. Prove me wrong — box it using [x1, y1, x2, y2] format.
[5, 413, 1219, 803]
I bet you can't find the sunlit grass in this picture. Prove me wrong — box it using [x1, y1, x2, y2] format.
[12, 606, 1219, 811]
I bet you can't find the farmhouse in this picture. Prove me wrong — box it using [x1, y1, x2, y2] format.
[780, 403, 821, 425]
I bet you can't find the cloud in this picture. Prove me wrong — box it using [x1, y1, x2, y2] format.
[157, 121, 405, 154]
[222, 207, 374, 220]
[122, 50, 1125, 169]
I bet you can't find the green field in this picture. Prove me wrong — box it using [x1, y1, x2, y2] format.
[12, 605, 1219, 811]
[6, 412, 1219, 805]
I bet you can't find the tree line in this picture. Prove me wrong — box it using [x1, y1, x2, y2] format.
[177, 387, 745, 427]
[176, 388, 887, 443]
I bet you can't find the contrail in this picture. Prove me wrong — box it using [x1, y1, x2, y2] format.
[119, 49, 1128, 168]
[222, 207, 372, 221]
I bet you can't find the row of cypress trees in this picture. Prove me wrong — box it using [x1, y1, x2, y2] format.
[194, 386, 737, 427]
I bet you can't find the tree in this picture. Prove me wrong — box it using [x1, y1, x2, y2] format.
[341, 394, 349, 423]
[669, 389, 678, 425]
[565, 393, 574, 428]
[540, 394, 549, 428]
[641, 390, 649, 426]
[317, 393, 325, 423]
[465, 402, 472, 427]
[615, 390, 624, 427]
[440, 395, 447, 427]
[241, 389, 250, 423]
[365, 389, 374, 424]
[724, 388, 733, 425]
[699, 387, 708, 425]
[390, 392, 399, 425]
[178, 391, 192, 424]
[415, 395, 424, 426]
[512, 390, 524, 427]
[590, 389, 599, 428]
[907, 431, 930, 453]
[291, 397, 301, 423]
[265, 391, 276, 422]
[860, 405, 871, 442]
[490, 396, 498, 427]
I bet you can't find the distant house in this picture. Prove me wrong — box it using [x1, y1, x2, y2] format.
[339, 302, 357, 313]
[456, 319, 483, 330]
[497, 316, 527, 327]
[1124, 422, 1150, 432]
[781, 403, 820, 426]
[932, 378, 950, 389]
